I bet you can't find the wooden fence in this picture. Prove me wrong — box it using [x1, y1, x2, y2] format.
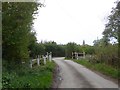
[30, 52, 52, 68]
[72, 52, 85, 60]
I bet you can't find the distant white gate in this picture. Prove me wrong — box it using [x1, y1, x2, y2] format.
[72, 52, 85, 60]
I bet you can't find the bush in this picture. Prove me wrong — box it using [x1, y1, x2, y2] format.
[2, 60, 56, 89]
[91, 44, 118, 68]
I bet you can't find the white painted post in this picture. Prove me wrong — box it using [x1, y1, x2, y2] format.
[37, 55, 40, 66]
[30, 59, 32, 68]
[83, 52, 85, 59]
[75, 52, 77, 59]
[49, 52, 52, 62]
[77, 53, 78, 60]
[49, 54, 51, 62]
[50, 52, 52, 58]
[43, 56, 46, 65]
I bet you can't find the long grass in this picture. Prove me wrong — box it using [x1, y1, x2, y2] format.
[2, 60, 56, 89]
[73, 59, 119, 79]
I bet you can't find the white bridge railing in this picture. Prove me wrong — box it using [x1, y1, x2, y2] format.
[72, 52, 85, 60]
[30, 52, 52, 68]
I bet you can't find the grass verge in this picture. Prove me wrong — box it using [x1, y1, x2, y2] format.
[2, 60, 56, 89]
[72, 59, 119, 79]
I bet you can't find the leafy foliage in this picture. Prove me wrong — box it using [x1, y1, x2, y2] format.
[103, 1, 120, 44]
[40, 41, 65, 57]
[81, 45, 95, 55]
[2, 61, 56, 88]
[65, 42, 79, 58]
[65, 42, 94, 58]
[2, 2, 39, 64]
[92, 1, 120, 69]
[74, 59, 118, 79]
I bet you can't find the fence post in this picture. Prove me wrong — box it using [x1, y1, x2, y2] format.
[50, 52, 52, 59]
[74, 52, 76, 59]
[76, 53, 78, 60]
[72, 52, 73, 59]
[30, 59, 32, 68]
[49, 52, 52, 62]
[37, 55, 40, 66]
[83, 52, 85, 59]
[43, 56, 46, 65]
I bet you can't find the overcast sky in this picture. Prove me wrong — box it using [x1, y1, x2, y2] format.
[33, 0, 116, 45]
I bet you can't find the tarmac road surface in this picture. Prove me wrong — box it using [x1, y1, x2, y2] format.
[53, 57, 118, 88]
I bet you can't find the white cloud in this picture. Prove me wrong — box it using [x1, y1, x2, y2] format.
[33, 0, 116, 45]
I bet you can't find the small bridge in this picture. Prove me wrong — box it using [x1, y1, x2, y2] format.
[72, 52, 85, 60]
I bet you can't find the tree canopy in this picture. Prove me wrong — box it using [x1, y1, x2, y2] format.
[2, 2, 39, 63]
[103, 1, 120, 45]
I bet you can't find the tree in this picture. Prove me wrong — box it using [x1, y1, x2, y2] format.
[83, 40, 85, 46]
[81, 45, 95, 55]
[65, 42, 78, 58]
[102, 1, 120, 67]
[28, 31, 38, 58]
[55, 45, 65, 57]
[2, 2, 39, 64]
[103, 1, 120, 44]
[93, 37, 110, 47]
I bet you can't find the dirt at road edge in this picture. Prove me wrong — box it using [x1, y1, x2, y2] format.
[51, 64, 61, 88]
